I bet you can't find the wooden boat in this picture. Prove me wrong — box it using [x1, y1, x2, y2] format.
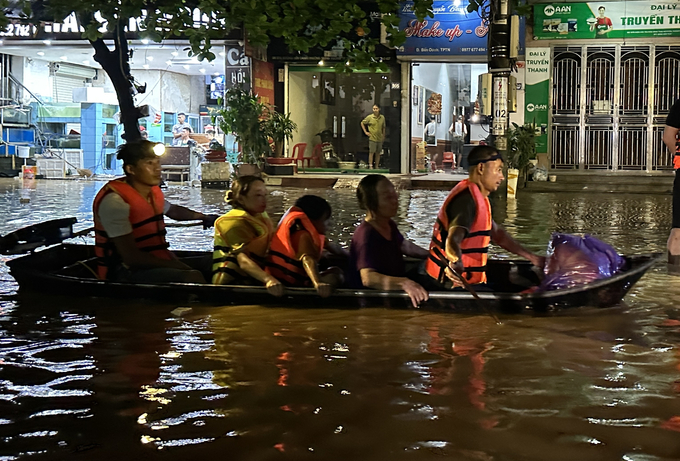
[6, 242, 660, 313]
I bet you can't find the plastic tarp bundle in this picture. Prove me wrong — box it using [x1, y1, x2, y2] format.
[540, 233, 627, 291]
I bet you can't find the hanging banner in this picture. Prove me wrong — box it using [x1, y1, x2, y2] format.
[252, 59, 275, 106]
[524, 47, 550, 154]
[533, 1, 680, 40]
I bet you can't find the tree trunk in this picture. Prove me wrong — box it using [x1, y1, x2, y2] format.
[87, 19, 143, 143]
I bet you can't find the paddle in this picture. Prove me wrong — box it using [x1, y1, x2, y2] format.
[0, 218, 206, 255]
[448, 266, 502, 325]
[71, 220, 205, 238]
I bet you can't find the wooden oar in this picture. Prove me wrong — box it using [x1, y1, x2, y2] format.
[449, 267, 502, 325]
[1, 218, 206, 255]
[71, 220, 205, 238]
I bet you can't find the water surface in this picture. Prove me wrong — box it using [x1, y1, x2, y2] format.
[0, 178, 679, 460]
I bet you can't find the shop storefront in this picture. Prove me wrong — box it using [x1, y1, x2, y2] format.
[284, 65, 400, 171]
[531, 1, 680, 172]
[397, 0, 525, 173]
[0, 14, 240, 176]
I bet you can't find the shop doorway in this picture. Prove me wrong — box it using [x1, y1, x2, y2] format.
[410, 63, 488, 171]
[287, 68, 397, 169]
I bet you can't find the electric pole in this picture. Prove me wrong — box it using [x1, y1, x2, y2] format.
[487, 0, 512, 194]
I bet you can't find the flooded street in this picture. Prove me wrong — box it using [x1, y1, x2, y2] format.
[1, 178, 680, 460]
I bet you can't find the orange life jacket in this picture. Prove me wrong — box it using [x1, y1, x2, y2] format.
[674, 138, 680, 170]
[425, 179, 492, 286]
[93, 179, 173, 280]
[266, 207, 325, 285]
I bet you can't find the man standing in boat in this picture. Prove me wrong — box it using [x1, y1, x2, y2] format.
[664, 98, 680, 266]
[93, 140, 218, 283]
[422, 145, 545, 290]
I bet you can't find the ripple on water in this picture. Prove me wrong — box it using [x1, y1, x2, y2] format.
[0, 180, 679, 459]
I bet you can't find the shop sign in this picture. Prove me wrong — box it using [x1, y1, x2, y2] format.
[225, 45, 251, 92]
[398, 1, 489, 55]
[524, 48, 550, 154]
[252, 59, 275, 105]
[0, 9, 236, 41]
[534, 1, 680, 40]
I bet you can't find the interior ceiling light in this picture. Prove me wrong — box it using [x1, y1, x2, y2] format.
[171, 51, 179, 56]
[59, 56, 68, 60]
[143, 64, 149, 69]
[146, 56, 153, 61]
[199, 68, 206, 73]
[37, 51, 45, 56]
[141, 39, 149, 44]
[166, 60, 172, 66]
[182, 65, 190, 70]
[82, 60, 90, 65]
[43, 40, 51, 45]
[218, 51, 226, 57]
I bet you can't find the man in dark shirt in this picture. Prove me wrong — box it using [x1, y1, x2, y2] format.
[424, 145, 545, 290]
[663, 99, 680, 264]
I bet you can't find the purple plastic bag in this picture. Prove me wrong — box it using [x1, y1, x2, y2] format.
[540, 233, 626, 291]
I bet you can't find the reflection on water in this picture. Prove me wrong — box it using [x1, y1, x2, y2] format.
[0, 178, 679, 459]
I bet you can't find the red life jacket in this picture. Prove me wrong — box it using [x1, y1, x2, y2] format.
[266, 207, 325, 285]
[425, 179, 492, 286]
[93, 179, 173, 280]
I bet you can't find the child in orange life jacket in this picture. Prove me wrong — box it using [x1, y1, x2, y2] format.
[266, 195, 346, 297]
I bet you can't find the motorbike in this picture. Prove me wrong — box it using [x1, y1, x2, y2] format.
[315, 129, 338, 168]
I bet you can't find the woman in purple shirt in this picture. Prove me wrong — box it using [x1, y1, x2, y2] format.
[349, 174, 430, 307]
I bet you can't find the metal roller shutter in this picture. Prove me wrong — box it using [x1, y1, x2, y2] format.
[53, 75, 86, 103]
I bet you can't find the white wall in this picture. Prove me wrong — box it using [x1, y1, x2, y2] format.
[288, 72, 328, 154]
[96, 69, 207, 114]
[21, 58, 54, 103]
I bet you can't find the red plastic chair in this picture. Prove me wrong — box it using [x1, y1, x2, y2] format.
[442, 151, 454, 170]
[311, 143, 324, 167]
[292, 143, 309, 171]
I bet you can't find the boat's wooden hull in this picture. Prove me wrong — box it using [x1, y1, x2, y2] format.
[7, 244, 661, 313]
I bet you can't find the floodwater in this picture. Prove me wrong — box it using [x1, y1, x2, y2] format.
[1, 178, 680, 460]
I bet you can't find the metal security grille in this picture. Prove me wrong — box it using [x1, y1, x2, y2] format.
[552, 47, 581, 115]
[654, 46, 680, 114]
[585, 127, 612, 169]
[551, 47, 581, 169]
[548, 44, 680, 171]
[586, 47, 615, 118]
[651, 126, 670, 169]
[619, 47, 649, 116]
[552, 126, 579, 168]
[618, 127, 647, 170]
[0, 54, 10, 104]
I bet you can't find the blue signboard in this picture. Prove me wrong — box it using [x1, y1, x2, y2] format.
[398, 1, 525, 57]
[398, 1, 489, 56]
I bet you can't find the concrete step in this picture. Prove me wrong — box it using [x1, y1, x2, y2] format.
[526, 180, 673, 194]
[548, 171, 674, 185]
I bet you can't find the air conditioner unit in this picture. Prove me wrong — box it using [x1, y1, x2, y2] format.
[50, 63, 98, 79]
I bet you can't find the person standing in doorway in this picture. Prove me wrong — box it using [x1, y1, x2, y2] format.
[361, 104, 386, 169]
[663, 98, 680, 265]
[172, 112, 192, 146]
[424, 117, 438, 169]
[449, 115, 467, 172]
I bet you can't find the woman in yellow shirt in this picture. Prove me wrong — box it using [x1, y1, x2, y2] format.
[212, 176, 283, 296]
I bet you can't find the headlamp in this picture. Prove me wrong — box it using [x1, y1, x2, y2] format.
[153, 143, 166, 156]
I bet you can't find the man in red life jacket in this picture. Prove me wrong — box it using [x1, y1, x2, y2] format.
[93, 140, 218, 283]
[423, 145, 545, 290]
[663, 99, 680, 265]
